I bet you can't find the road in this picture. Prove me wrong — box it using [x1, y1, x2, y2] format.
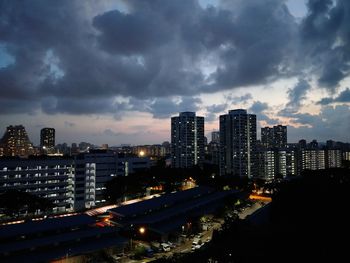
[238, 202, 264, 219]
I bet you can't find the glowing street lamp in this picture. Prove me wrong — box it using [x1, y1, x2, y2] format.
[139, 226, 146, 234]
[139, 150, 145, 157]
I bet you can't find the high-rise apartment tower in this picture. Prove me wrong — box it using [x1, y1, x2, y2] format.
[171, 112, 204, 168]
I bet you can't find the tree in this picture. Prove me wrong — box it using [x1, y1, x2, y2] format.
[0, 190, 54, 218]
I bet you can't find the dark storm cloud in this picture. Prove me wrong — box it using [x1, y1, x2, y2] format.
[207, 0, 298, 90]
[286, 79, 310, 109]
[249, 101, 269, 114]
[301, 0, 350, 90]
[318, 88, 350, 104]
[0, 98, 38, 114]
[226, 93, 253, 104]
[41, 97, 128, 115]
[287, 105, 350, 141]
[279, 78, 311, 117]
[93, 9, 170, 55]
[205, 103, 228, 122]
[0, 0, 349, 116]
[129, 96, 202, 119]
[206, 103, 227, 113]
[248, 100, 278, 125]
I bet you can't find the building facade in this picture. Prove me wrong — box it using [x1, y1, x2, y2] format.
[171, 112, 204, 168]
[325, 149, 342, 168]
[211, 131, 220, 143]
[0, 125, 34, 157]
[40, 128, 55, 154]
[257, 149, 297, 180]
[0, 157, 74, 213]
[261, 125, 287, 148]
[261, 127, 274, 148]
[74, 150, 151, 210]
[273, 125, 287, 148]
[301, 149, 325, 171]
[40, 128, 55, 149]
[257, 150, 275, 180]
[219, 109, 257, 177]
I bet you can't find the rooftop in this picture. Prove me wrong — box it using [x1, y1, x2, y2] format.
[0, 214, 95, 239]
[108, 186, 215, 218]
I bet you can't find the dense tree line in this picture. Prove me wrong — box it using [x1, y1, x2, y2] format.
[104, 161, 251, 203]
[0, 190, 54, 218]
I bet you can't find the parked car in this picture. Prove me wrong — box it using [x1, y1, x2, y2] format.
[192, 238, 200, 246]
[161, 243, 171, 252]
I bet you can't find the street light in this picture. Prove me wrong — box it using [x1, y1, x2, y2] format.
[139, 227, 146, 234]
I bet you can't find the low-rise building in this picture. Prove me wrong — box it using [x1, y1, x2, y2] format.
[0, 215, 127, 262]
[0, 157, 74, 214]
[74, 150, 151, 210]
[108, 186, 240, 242]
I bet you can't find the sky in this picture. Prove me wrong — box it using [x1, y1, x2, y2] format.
[0, 0, 350, 146]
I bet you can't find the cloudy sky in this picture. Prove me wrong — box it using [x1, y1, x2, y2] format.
[0, 0, 350, 146]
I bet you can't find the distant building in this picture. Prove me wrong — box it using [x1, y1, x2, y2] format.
[261, 125, 287, 148]
[131, 144, 167, 159]
[277, 150, 297, 177]
[344, 151, 350, 161]
[0, 125, 34, 157]
[257, 149, 297, 180]
[301, 149, 325, 170]
[273, 125, 287, 148]
[162, 141, 171, 155]
[325, 149, 342, 168]
[101, 144, 108, 150]
[219, 109, 257, 177]
[257, 150, 275, 180]
[208, 141, 220, 165]
[308, 139, 319, 149]
[171, 112, 204, 168]
[78, 142, 94, 152]
[71, 143, 79, 155]
[211, 131, 220, 143]
[55, 143, 70, 155]
[298, 139, 307, 149]
[40, 128, 55, 149]
[261, 127, 274, 148]
[326, 140, 337, 149]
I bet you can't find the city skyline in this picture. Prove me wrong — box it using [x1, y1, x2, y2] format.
[1, 114, 349, 148]
[1, 109, 350, 147]
[1, 0, 350, 145]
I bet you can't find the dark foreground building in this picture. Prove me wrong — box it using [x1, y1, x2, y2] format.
[0, 214, 127, 262]
[108, 186, 240, 242]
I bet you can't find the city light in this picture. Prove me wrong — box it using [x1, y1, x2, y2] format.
[249, 194, 272, 202]
[139, 150, 145, 157]
[139, 226, 146, 234]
